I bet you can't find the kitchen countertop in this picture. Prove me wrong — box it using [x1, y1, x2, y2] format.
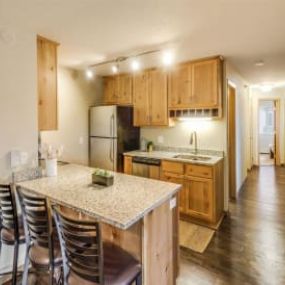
[16, 164, 181, 230]
[124, 150, 223, 165]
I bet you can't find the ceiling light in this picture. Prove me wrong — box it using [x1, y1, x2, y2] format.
[255, 60, 265, 67]
[112, 65, 118, 74]
[162, 50, 174, 66]
[86, 69, 94, 79]
[131, 60, 140, 71]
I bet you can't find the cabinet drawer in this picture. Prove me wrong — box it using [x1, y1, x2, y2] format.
[161, 161, 184, 174]
[185, 164, 213, 178]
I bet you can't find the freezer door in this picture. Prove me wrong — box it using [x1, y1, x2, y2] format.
[90, 137, 117, 171]
[90, 106, 117, 138]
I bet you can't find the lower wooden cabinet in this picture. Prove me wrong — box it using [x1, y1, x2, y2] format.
[124, 156, 224, 227]
[184, 176, 213, 222]
[161, 160, 224, 226]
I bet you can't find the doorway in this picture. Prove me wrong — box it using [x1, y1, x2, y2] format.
[227, 82, 236, 200]
[258, 99, 280, 166]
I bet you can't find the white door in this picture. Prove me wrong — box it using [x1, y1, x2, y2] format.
[90, 106, 117, 138]
[90, 137, 117, 171]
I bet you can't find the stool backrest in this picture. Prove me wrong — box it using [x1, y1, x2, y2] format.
[16, 187, 53, 250]
[0, 184, 19, 237]
[53, 206, 103, 285]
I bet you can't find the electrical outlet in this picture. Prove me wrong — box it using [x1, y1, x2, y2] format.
[169, 197, 177, 209]
[158, 136, 164, 144]
[79, 137, 84, 145]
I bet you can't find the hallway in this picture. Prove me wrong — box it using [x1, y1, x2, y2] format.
[179, 166, 285, 285]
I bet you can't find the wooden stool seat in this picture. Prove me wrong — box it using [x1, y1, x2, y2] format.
[67, 242, 141, 285]
[29, 243, 62, 270]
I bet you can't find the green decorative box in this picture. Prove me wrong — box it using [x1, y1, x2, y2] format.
[92, 169, 114, 186]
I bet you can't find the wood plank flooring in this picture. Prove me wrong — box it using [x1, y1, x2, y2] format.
[178, 166, 285, 285]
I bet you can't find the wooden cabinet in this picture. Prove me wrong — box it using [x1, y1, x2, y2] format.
[161, 159, 224, 227]
[37, 36, 58, 131]
[103, 76, 116, 104]
[184, 176, 213, 221]
[124, 156, 132, 174]
[133, 69, 168, 126]
[168, 57, 223, 111]
[103, 74, 132, 105]
[191, 58, 220, 108]
[168, 63, 192, 108]
[133, 71, 150, 126]
[149, 69, 168, 126]
[116, 74, 132, 105]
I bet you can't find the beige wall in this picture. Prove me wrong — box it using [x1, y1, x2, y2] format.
[251, 87, 285, 165]
[226, 63, 251, 194]
[41, 68, 101, 165]
[0, 30, 38, 179]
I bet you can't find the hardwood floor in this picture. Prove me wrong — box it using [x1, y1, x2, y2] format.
[178, 166, 285, 285]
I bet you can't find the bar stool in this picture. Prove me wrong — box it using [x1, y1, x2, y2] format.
[53, 206, 142, 285]
[0, 184, 26, 285]
[17, 187, 62, 285]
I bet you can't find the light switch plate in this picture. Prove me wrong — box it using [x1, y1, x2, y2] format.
[169, 197, 177, 209]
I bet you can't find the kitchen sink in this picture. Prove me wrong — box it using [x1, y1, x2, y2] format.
[173, 154, 212, 161]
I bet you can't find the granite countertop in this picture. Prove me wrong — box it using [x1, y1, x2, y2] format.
[16, 164, 181, 230]
[124, 150, 223, 165]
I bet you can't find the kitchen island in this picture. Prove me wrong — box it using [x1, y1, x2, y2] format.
[17, 164, 181, 285]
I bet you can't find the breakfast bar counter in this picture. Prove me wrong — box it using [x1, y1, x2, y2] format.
[17, 164, 181, 284]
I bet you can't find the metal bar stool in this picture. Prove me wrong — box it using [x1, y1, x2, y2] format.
[16, 187, 62, 285]
[0, 184, 26, 285]
[53, 206, 142, 285]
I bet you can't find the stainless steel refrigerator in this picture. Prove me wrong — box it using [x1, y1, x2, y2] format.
[89, 105, 140, 172]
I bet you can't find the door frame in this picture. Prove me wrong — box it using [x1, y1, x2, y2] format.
[257, 98, 281, 166]
[227, 81, 237, 200]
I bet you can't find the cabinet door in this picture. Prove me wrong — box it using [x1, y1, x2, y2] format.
[133, 71, 150, 126]
[161, 172, 186, 214]
[103, 76, 116, 104]
[149, 69, 168, 126]
[191, 59, 219, 108]
[124, 156, 132, 174]
[168, 63, 192, 108]
[37, 37, 58, 131]
[117, 74, 133, 105]
[184, 176, 213, 222]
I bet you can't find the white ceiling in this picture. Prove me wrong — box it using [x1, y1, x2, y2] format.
[1, 0, 285, 84]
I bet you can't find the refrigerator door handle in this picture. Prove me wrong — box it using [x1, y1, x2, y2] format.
[109, 139, 113, 163]
[111, 113, 115, 137]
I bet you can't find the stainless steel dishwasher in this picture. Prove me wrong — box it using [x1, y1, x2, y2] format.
[132, 156, 161, 178]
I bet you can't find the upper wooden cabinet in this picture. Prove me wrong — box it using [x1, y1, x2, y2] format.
[37, 36, 59, 131]
[168, 57, 223, 111]
[168, 63, 192, 108]
[133, 71, 150, 126]
[103, 74, 132, 105]
[103, 76, 116, 104]
[133, 69, 168, 126]
[191, 58, 220, 108]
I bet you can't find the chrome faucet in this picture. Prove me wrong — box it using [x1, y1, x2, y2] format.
[190, 131, 198, 154]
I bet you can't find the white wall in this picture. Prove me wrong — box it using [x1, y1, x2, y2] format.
[41, 68, 101, 165]
[0, 28, 37, 272]
[251, 87, 285, 165]
[226, 63, 251, 194]
[0, 30, 38, 180]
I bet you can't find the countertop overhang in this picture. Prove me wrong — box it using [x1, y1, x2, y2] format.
[16, 164, 181, 230]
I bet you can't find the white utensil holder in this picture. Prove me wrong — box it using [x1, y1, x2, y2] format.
[45, 158, 57, 177]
